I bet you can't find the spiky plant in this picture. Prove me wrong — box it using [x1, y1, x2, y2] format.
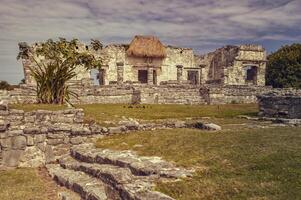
[17, 38, 102, 104]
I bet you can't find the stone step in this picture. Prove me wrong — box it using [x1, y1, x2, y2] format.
[70, 144, 193, 179]
[46, 164, 110, 200]
[59, 155, 174, 200]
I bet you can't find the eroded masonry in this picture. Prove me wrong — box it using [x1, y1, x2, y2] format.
[5, 35, 272, 104]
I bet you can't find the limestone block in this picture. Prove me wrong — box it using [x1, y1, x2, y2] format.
[2, 149, 23, 167]
[26, 135, 34, 146]
[12, 135, 27, 150]
[18, 146, 45, 167]
[35, 134, 46, 144]
[70, 136, 86, 145]
[0, 100, 8, 111]
[45, 145, 55, 163]
[0, 137, 12, 149]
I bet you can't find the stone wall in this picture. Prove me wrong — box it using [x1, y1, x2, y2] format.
[258, 90, 301, 119]
[197, 44, 266, 86]
[1, 84, 283, 105]
[201, 85, 275, 104]
[0, 106, 104, 167]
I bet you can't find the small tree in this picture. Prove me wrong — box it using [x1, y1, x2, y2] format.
[17, 38, 102, 104]
[266, 43, 301, 89]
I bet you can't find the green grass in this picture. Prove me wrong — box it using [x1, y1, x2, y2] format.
[0, 168, 52, 200]
[78, 103, 258, 125]
[95, 127, 301, 200]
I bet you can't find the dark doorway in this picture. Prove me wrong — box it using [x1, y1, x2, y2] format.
[245, 66, 257, 84]
[153, 70, 157, 85]
[187, 70, 199, 85]
[98, 69, 105, 85]
[138, 70, 148, 83]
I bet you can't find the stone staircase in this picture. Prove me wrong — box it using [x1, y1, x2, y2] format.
[47, 144, 193, 200]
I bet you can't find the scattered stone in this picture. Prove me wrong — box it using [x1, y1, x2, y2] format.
[203, 123, 222, 131]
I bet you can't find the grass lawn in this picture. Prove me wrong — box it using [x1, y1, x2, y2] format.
[10, 103, 258, 126]
[79, 104, 258, 125]
[0, 168, 58, 200]
[95, 127, 301, 200]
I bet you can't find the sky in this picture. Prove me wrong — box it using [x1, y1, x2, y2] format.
[0, 0, 301, 84]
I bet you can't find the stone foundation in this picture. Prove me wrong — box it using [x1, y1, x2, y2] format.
[0, 83, 280, 105]
[257, 90, 301, 119]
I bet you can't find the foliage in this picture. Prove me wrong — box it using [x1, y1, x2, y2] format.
[0, 81, 14, 90]
[91, 39, 103, 51]
[266, 43, 301, 88]
[17, 38, 102, 104]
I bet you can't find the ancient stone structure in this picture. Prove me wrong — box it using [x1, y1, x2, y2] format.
[20, 36, 266, 87]
[0, 103, 219, 167]
[258, 90, 301, 119]
[8, 35, 272, 105]
[46, 143, 193, 200]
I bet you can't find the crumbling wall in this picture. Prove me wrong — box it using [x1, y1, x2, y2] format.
[226, 45, 266, 86]
[0, 107, 104, 167]
[201, 85, 275, 104]
[258, 90, 301, 119]
[197, 44, 266, 86]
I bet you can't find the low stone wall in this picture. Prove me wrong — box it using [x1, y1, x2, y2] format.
[0, 106, 102, 167]
[202, 85, 276, 104]
[0, 83, 287, 105]
[258, 90, 301, 119]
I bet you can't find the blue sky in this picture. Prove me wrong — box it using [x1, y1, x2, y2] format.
[0, 0, 300, 84]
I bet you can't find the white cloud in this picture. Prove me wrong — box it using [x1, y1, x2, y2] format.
[0, 0, 300, 83]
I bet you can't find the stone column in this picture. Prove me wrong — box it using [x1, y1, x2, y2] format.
[176, 65, 183, 82]
[116, 62, 124, 85]
[147, 67, 154, 85]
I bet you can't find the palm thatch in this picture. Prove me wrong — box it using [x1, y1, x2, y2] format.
[126, 35, 166, 58]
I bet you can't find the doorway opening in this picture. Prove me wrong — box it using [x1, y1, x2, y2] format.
[153, 70, 157, 85]
[91, 69, 105, 85]
[244, 66, 257, 84]
[138, 70, 148, 83]
[187, 70, 199, 85]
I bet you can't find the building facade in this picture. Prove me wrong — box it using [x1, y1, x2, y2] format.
[21, 35, 267, 87]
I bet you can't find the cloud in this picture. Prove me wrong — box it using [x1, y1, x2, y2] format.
[0, 0, 300, 83]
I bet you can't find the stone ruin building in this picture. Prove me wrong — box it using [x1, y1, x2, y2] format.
[0, 35, 280, 105]
[22, 35, 267, 87]
[10, 35, 272, 105]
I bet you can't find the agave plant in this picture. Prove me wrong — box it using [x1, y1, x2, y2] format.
[17, 38, 102, 104]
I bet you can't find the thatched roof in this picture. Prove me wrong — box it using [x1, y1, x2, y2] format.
[126, 35, 166, 58]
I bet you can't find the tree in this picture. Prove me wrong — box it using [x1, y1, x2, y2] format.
[0, 81, 12, 90]
[17, 38, 102, 104]
[266, 43, 301, 89]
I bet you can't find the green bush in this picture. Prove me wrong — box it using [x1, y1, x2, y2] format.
[266, 43, 301, 88]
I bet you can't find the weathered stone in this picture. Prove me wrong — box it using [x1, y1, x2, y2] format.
[71, 127, 91, 135]
[26, 135, 34, 146]
[12, 135, 27, 150]
[108, 126, 124, 134]
[203, 123, 222, 131]
[0, 137, 12, 149]
[46, 164, 108, 200]
[23, 127, 41, 134]
[0, 100, 8, 111]
[45, 145, 55, 163]
[35, 134, 46, 144]
[70, 137, 85, 145]
[2, 149, 23, 167]
[18, 146, 45, 167]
